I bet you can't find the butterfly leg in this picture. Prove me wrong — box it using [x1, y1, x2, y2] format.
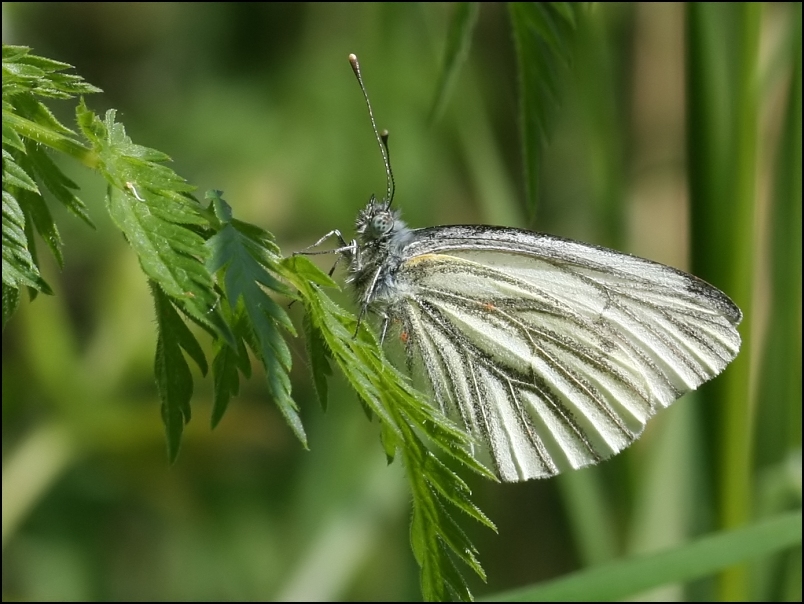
[293, 232, 357, 283]
[353, 265, 385, 337]
[353, 306, 388, 344]
[295, 229, 349, 253]
[326, 256, 342, 277]
[379, 314, 390, 344]
[290, 232, 357, 308]
[354, 304, 368, 338]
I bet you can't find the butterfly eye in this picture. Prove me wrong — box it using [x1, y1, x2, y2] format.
[371, 212, 393, 236]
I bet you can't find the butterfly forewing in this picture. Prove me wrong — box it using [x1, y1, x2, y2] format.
[388, 226, 741, 482]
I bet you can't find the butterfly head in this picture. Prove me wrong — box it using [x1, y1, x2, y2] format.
[355, 195, 405, 244]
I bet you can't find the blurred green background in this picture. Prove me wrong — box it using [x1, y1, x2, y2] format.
[2, 3, 800, 601]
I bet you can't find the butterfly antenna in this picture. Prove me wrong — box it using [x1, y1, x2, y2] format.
[380, 129, 395, 205]
[349, 53, 395, 208]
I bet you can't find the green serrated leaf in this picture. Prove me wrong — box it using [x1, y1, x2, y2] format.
[286, 255, 339, 289]
[2, 118, 25, 151]
[380, 420, 399, 464]
[401, 403, 496, 481]
[431, 496, 485, 577]
[283, 254, 492, 601]
[207, 220, 304, 446]
[75, 98, 103, 140]
[107, 186, 207, 293]
[206, 189, 233, 224]
[22, 54, 74, 71]
[1, 190, 52, 294]
[437, 545, 474, 602]
[412, 502, 474, 602]
[229, 309, 254, 378]
[19, 188, 64, 268]
[2, 45, 30, 61]
[303, 311, 332, 411]
[3, 149, 39, 192]
[2, 45, 101, 98]
[3, 108, 96, 166]
[2, 282, 20, 329]
[12, 94, 77, 137]
[23, 141, 93, 227]
[423, 453, 496, 530]
[211, 341, 241, 429]
[152, 284, 196, 463]
[78, 106, 233, 345]
[232, 218, 281, 251]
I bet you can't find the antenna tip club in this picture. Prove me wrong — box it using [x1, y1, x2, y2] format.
[348, 54, 360, 78]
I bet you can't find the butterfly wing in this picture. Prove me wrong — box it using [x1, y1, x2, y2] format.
[387, 226, 741, 482]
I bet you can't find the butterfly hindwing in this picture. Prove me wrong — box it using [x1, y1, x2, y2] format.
[387, 226, 741, 482]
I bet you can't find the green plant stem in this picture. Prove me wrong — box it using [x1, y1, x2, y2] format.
[686, 4, 760, 597]
[3, 110, 98, 168]
[717, 5, 760, 599]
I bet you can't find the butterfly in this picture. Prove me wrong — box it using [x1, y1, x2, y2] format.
[303, 54, 742, 482]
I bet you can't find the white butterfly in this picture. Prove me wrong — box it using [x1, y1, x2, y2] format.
[306, 55, 742, 482]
